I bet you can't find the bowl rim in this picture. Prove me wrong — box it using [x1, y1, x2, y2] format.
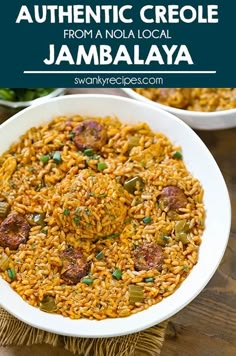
[0, 88, 65, 109]
[122, 88, 236, 117]
[0, 94, 232, 338]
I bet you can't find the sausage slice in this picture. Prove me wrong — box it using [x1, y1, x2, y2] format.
[0, 212, 30, 250]
[60, 247, 89, 285]
[160, 186, 188, 209]
[72, 120, 107, 151]
[133, 242, 163, 271]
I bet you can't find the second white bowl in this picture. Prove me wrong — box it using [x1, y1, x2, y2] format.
[122, 88, 236, 130]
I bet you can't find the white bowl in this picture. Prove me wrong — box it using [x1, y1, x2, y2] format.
[0, 94, 231, 338]
[122, 88, 236, 130]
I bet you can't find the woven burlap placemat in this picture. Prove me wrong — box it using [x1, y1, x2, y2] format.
[0, 308, 167, 356]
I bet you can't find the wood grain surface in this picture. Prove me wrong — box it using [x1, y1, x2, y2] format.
[0, 88, 235, 356]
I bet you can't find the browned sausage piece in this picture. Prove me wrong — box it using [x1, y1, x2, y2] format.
[72, 120, 107, 151]
[160, 186, 188, 209]
[133, 242, 163, 271]
[60, 247, 89, 285]
[0, 212, 30, 250]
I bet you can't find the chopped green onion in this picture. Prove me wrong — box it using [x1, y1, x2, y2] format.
[112, 269, 122, 280]
[97, 193, 107, 198]
[7, 268, 16, 280]
[52, 151, 62, 163]
[144, 277, 154, 283]
[87, 154, 100, 161]
[83, 148, 94, 156]
[40, 155, 50, 164]
[63, 209, 70, 216]
[74, 217, 80, 225]
[173, 151, 183, 159]
[97, 162, 107, 171]
[143, 216, 152, 224]
[96, 251, 104, 260]
[69, 131, 75, 139]
[96, 232, 120, 242]
[135, 198, 141, 205]
[82, 278, 93, 285]
[182, 265, 188, 271]
[41, 229, 47, 234]
[162, 235, 170, 242]
[106, 233, 120, 239]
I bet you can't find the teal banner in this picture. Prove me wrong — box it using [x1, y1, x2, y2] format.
[0, 0, 235, 87]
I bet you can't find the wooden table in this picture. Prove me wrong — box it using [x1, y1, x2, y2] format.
[0, 88, 235, 356]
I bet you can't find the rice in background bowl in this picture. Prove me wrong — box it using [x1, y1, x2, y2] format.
[0, 95, 231, 337]
[122, 88, 236, 130]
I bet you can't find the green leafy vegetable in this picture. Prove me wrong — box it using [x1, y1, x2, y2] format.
[0, 88, 55, 102]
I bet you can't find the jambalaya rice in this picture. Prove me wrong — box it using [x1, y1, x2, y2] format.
[0, 115, 205, 319]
